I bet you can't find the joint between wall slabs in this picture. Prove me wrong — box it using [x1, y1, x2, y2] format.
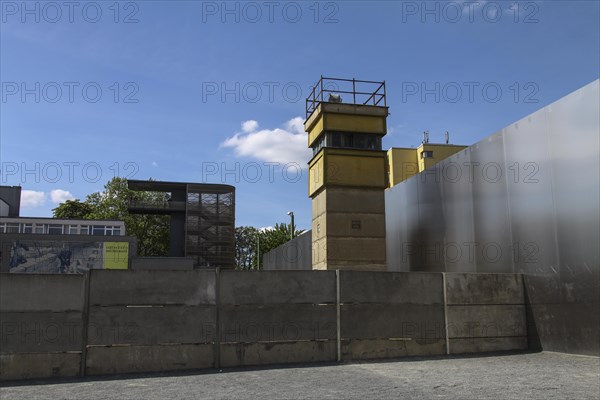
[336, 269, 341, 362]
[442, 272, 450, 355]
[80, 271, 92, 376]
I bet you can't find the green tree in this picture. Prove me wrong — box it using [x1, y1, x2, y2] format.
[52, 199, 95, 219]
[235, 226, 260, 270]
[234, 223, 305, 269]
[52, 178, 170, 256]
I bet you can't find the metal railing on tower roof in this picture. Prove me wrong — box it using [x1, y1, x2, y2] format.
[305, 76, 387, 119]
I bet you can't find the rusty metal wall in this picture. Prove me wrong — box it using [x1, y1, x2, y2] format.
[385, 80, 600, 356]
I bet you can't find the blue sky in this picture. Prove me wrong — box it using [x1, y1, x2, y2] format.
[1, 0, 599, 230]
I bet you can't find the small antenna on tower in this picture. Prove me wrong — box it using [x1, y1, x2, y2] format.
[422, 130, 430, 144]
[445, 131, 449, 144]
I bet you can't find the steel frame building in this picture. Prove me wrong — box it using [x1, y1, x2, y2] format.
[128, 180, 235, 269]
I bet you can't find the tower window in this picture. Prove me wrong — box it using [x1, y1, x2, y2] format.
[332, 133, 342, 147]
[421, 150, 434, 159]
[323, 132, 382, 151]
[342, 133, 354, 147]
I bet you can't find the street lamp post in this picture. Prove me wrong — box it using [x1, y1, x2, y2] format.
[287, 211, 295, 240]
[256, 233, 260, 270]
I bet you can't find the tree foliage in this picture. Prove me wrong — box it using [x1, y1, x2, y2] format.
[235, 223, 305, 270]
[52, 178, 170, 256]
[235, 226, 259, 270]
[52, 199, 95, 219]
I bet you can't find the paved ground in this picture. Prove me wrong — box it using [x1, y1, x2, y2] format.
[1, 352, 599, 399]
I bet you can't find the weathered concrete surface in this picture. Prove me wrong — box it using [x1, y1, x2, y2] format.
[89, 270, 216, 306]
[129, 257, 194, 271]
[87, 306, 216, 345]
[340, 271, 443, 304]
[220, 304, 336, 342]
[341, 304, 445, 340]
[445, 273, 524, 305]
[219, 270, 336, 305]
[85, 344, 214, 375]
[446, 305, 526, 338]
[220, 341, 336, 367]
[342, 338, 445, 360]
[0, 353, 81, 381]
[1, 353, 598, 399]
[525, 274, 600, 357]
[0, 274, 85, 312]
[2, 271, 530, 381]
[1, 311, 83, 353]
[449, 337, 528, 354]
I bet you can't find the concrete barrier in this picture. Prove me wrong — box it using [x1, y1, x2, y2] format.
[0, 270, 528, 381]
[445, 273, 527, 354]
[0, 274, 86, 381]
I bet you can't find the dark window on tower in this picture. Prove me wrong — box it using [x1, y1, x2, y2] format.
[312, 134, 326, 156]
[366, 136, 377, 150]
[324, 132, 382, 151]
[355, 134, 366, 149]
[343, 133, 354, 148]
[421, 151, 434, 159]
[332, 132, 342, 147]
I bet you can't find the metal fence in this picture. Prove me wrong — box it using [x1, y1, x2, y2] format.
[306, 76, 387, 118]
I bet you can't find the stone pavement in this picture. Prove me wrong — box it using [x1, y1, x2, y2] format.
[1, 352, 598, 399]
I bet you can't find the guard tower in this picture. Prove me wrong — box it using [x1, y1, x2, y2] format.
[305, 77, 389, 270]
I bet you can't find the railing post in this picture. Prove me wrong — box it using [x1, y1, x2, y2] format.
[320, 75, 324, 102]
[383, 81, 387, 107]
[306, 97, 308, 118]
[352, 78, 356, 104]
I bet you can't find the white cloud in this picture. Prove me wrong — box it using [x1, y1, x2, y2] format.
[152, 161, 158, 167]
[50, 189, 74, 204]
[241, 120, 259, 133]
[258, 226, 274, 232]
[21, 190, 46, 208]
[387, 123, 406, 135]
[222, 117, 311, 166]
[284, 117, 305, 134]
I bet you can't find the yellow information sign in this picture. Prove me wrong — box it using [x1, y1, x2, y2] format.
[103, 242, 129, 270]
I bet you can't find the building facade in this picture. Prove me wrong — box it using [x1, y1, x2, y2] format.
[387, 143, 468, 187]
[0, 217, 125, 236]
[0, 219, 133, 274]
[0, 186, 21, 217]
